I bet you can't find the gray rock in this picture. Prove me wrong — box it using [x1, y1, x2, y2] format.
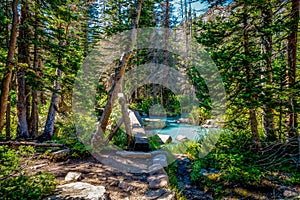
[153, 154, 168, 167]
[157, 134, 172, 144]
[50, 149, 70, 161]
[47, 182, 106, 200]
[148, 174, 169, 189]
[199, 169, 208, 175]
[118, 181, 134, 192]
[64, 172, 82, 182]
[283, 190, 299, 198]
[178, 118, 190, 123]
[175, 135, 188, 142]
[148, 164, 165, 175]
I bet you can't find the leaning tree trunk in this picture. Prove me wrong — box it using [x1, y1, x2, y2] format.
[96, 0, 143, 136]
[41, 68, 61, 141]
[0, 0, 19, 134]
[16, 0, 30, 139]
[40, 23, 66, 141]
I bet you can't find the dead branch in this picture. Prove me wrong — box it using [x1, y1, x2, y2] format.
[0, 141, 64, 148]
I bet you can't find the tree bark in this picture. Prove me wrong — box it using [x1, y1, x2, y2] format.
[40, 67, 62, 141]
[0, 0, 19, 134]
[261, 0, 275, 140]
[40, 23, 66, 141]
[16, 0, 30, 139]
[243, 3, 261, 148]
[6, 93, 11, 140]
[30, 9, 40, 138]
[286, 0, 299, 136]
[119, 95, 133, 147]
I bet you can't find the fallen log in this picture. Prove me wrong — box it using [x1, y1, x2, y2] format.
[0, 141, 64, 147]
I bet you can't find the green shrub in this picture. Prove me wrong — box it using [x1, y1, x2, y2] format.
[0, 146, 57, 200]
[111, 129, 128, 149]
[64, 138, 90, 158]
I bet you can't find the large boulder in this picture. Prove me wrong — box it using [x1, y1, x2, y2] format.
[144, 119, 167, 130]
[46, 182, 107, 200]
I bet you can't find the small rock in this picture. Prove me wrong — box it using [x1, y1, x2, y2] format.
[29, 163, 48, 170]
[50, 149, 70, 161]
[109, 180, 119, 186]
[199, 169, 208, 175]
[283, 190, 299, 198]
[148, 174, 169, 189]
[175, 135, 188, 142]
[64, 172, 82, 182]
[178, 118, 189, 123]
[153, 154, 168, 167]
[157, 134, 172, 144]
[118, 181, 128, 189]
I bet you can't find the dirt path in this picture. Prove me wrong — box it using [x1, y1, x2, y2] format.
[30, 157, 151, 200]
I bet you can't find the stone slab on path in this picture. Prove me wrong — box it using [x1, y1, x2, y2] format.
[45, 182, 107, 200]
[147, 174, 169, 189]
[142, 188, 175, 200]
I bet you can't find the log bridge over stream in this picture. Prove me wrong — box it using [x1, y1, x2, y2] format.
[128, 109, 150, 151]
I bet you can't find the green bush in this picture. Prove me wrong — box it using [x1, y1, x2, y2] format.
[0, 146, 57, 200]
[189, 130, 300, 197]
[64, 138, 91, 159]
[111, 129, 128, 149]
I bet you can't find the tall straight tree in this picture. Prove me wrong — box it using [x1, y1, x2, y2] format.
[17, 0, 30, 139]
[0, 0, 19, 134]
[29, 2, 41, 138]
[242, 2, 261, 148]
[286, 0, 299, 135]
[259, 0, 275, 140]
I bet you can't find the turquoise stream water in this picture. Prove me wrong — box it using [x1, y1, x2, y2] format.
[146, 118, 209, 142]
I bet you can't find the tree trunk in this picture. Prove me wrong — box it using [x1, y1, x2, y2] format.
[243, 3, 261, 148]
[119, 95, 133, 147]
[30, 14, 40, 138]
[16, 0, 30, 139]
[40, 23, 66, 141]
[0, 0, 19, 134]
[286, 0, 299, 136]
[40, 67, 62, 141]
[96, 0, 143, 137]
[261, 1, 275, 140]
[6, 93, 11, 140]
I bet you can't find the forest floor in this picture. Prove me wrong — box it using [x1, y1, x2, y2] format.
[27, 154, 300, 200]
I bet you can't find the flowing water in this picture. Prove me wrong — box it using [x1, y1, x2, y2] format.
[145, 118, 209, 142]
